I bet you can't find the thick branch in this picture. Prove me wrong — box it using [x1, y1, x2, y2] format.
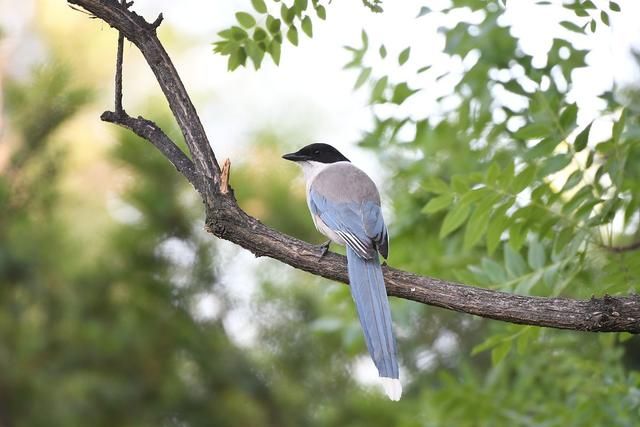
[207, 197, 640, 333]
[69, 0, 640, 334]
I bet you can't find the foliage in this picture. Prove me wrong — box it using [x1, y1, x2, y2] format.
[336, 0, 640, 424]
[213, 0, 327, 70]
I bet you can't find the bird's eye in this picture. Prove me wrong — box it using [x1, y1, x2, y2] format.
[314, 150, 320, 154]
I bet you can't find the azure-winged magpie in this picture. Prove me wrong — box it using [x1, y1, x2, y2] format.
[283, 143, 401, 401]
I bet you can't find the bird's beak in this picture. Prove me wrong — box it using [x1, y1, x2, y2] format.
[282, 152, 306, 162]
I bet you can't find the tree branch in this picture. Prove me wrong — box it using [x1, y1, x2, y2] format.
[101, 111, 201, 191]
[67, 0, 640, 334]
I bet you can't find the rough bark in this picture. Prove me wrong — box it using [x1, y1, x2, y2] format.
[67, 0, 640, 334]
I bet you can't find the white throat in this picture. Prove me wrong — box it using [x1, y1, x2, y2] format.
[299, 160, 331, 185]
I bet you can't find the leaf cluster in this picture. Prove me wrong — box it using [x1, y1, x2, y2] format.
[213, 0, 326, 70]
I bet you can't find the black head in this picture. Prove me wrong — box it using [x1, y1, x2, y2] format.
[282, 143, 350, 164]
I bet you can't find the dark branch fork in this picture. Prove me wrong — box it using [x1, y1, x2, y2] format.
[67, 0, 640, 334]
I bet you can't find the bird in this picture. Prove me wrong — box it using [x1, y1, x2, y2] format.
[283, 143, 401, 401]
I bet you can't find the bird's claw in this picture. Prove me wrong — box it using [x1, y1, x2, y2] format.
[316, 240, 331, 259]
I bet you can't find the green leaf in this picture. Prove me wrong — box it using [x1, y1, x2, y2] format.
[423, 177, 449, 194]
[562, 185, 593, 214]
[315, 5, 327, 20]
[464, 204, 492, 249]
[609, 1, 621, 12]
[471, 332, 506, 355]
[218, 29, 234, 40]
[294, 0, 308, 15]
[562, 170, 583, 192]
[267, 15, 282, 34]
[451, 175, 470, 194]
[612, 108, 626, 142]
[482, 257, 507, 284]
[504, 244, 527, 278]
[601, 10, 610, 26]
[585, 150, 595, 168]
[379, 44, 387, 58]
[269, 40, 281, 65]
[516, 327, 536, 354]
[487, 203, 511, 254]
[553, 227, 573, 256]
[301, 16, 313, 37]
[498, 162, 515, 188]
[228, 47, 247, 71]
[354, 67, 372, 90]
[286, 25, 299, 46]
[236, 12, 257, 28]
[459, 187, 491, 207]
[539, 153, 571, 177]
[560, 20, 585, 33]
[509, 221, 526, 251]
[251, 0, 268, 14]
[512, 165, 537, 193]
[422, 194, 454, 214]
[245, 40, 265, 68]
[253, 28, 268, 41]
[543, 263, 558, 287]
[398, 47, 411, 65]
[361, 30, 369, 50]
[281, 4, 295, 24]
[440, 202, 471, 238]
[559, 103, 578, 131]
[486, 162, 501, 184]
[230, 26, 249, 41]
[371, 76, 388, 102]
[527, 239, 545, 269]
[590, 19, 597, 32]
[574, 122, 592, 151]
[491, 342, 511, 365]
[513, 123, 551, 140]
[524, 137, 561, 160]
[391, 82, 418, 104]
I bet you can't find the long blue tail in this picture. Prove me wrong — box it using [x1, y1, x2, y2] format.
[346, 247, 401, 400]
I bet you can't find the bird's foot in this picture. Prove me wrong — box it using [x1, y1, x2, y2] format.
[315, 240, 331, 259]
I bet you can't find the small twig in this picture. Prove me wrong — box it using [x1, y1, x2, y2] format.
[220, 158, 231, 194]
[114, 0, 125, 114]
[150, 13, 164, 30]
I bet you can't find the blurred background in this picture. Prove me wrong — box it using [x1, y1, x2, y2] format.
[1, 0, 640, 426]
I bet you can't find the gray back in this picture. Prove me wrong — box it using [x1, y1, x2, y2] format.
[312, 162, 381, 205]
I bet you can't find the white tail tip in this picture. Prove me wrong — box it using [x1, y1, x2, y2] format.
[381, 377, 402, 401]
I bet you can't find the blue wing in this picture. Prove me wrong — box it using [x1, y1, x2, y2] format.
[309, 188, 388, 259]
[309, 188, 400, 395]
